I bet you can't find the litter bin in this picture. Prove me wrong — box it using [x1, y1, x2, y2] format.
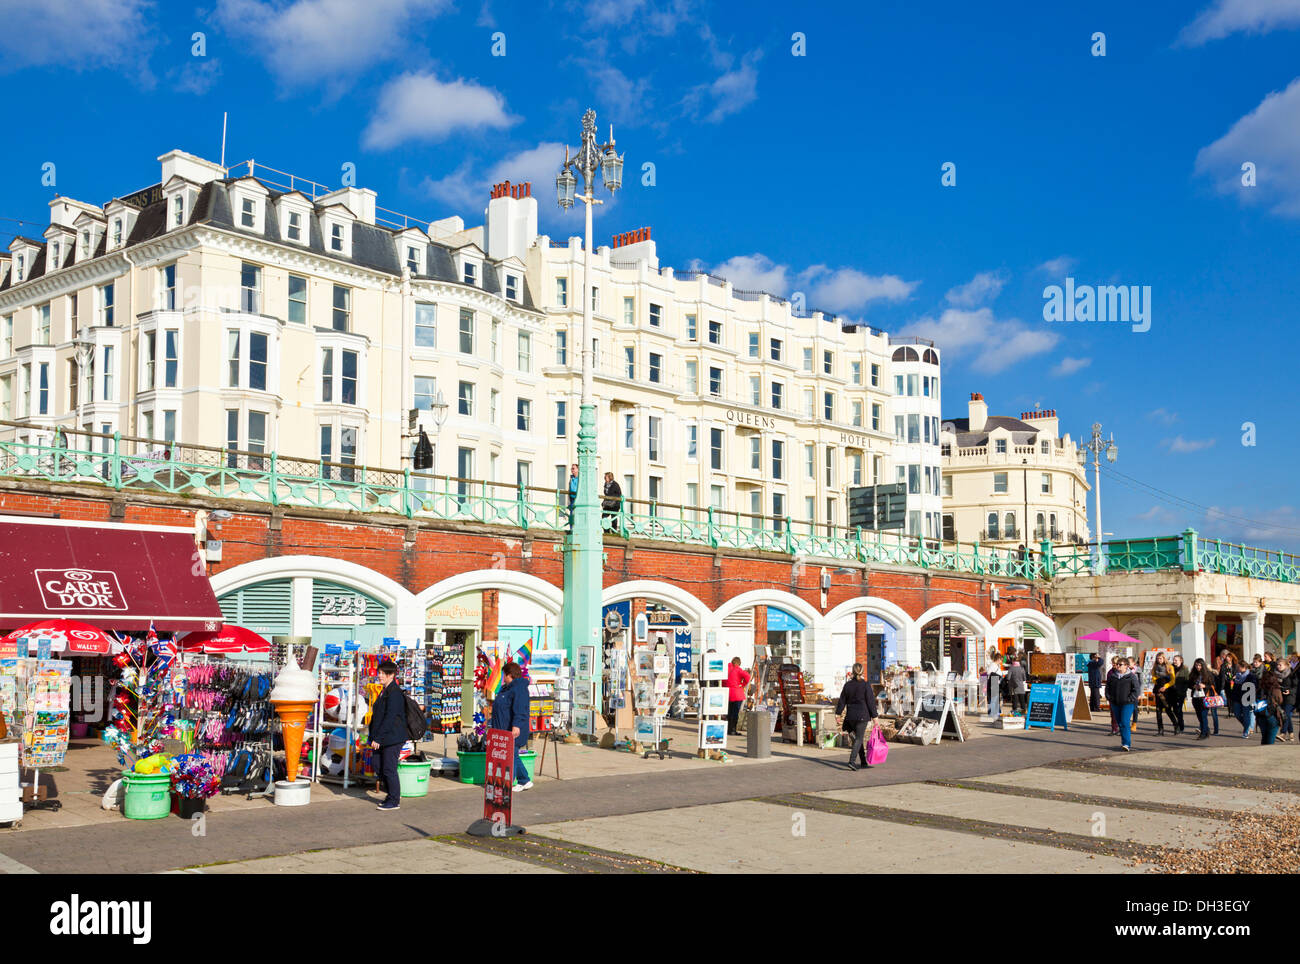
[746, 711, 771, 758]
[397, 758, 431, 797]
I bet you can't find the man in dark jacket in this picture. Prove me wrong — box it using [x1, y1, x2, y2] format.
[490, 661, 533, 790]
[835, 663, 879, 770]
[601, 472, 623, 533]
[1105, 658, 1121, 734]
[1086, 654, 1104, 712]
[368, 658, 407, 811]
[1114, 658, 1140, 751]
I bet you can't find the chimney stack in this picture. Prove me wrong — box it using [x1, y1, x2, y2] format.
[968, 392, 988, 433]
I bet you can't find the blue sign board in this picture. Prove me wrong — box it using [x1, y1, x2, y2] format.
[324, 644, 342, 656]
[343, 640, 360, 652]
[766, 607, 806, 633]
[1026, 683, 1067, 731]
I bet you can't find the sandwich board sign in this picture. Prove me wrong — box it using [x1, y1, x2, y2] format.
[916, 689, 964, 742]
[1026, 683, 1067, 731]
[1054, 672, 1092, 722]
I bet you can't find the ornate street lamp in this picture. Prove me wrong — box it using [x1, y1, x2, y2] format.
[1081, 423, 1118, 573]
[556, 109, 624, 703]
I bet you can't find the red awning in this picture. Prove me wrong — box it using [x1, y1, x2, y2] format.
[0, 516, 224, 634]
[180, 625, 270, 655]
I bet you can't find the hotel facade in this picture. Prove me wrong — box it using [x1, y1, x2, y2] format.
[0, 148, 943, 540]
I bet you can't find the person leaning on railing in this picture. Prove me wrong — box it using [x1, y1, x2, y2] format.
[601, 472, 623, 534]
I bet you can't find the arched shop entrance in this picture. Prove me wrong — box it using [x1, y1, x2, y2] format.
[919, 616, 984, 675]
[215, 575, 397, 649]
[602, 600, 697, 682]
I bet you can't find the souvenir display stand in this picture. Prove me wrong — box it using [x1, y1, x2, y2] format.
[631, 647, 672, 758]
[312, 648, 362, 788]
[13, 658, 73, 813]
[428, 635, 467, 753]
[670, 675, 700, 718]
[697, 650, 729, 758]
[180, 655, 277, 797]
[0, 741, 19, 827]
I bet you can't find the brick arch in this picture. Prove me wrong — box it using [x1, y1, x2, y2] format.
[915, 602, 993, 640]
[823, 596, 912, 633]
[209, 554, 414, 610]
[993, 608, 1060, 651]
[713, 589, 822, 630]
[601, 580, 712, 627]
[414, 569, 562, 617]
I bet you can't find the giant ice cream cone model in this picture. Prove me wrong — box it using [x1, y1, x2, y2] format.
[269, 664, 318, 783]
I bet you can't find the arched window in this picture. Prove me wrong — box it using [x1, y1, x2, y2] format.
[1005, 512, 1016, 537]
[923, 348, 939, 365]
[987, 512, 999, 539]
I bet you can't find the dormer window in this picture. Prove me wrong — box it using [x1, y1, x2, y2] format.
[406, 246, 420, 274]
[50, 241, 60, 268]
[463, 260, 478, 286]
[240, 198, 256, 228]
[320, 213, 351, 256]
[330, 223, 344, 252]
[112, 218, 123, 247]
[15, 254, 24, 282]
[505, 274, 518, 301]
[80, 230, 91, 259]
[287, 211, 302, 242]
[172, 194, 185, 227]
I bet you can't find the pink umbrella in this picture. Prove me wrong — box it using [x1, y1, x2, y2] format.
[1077, 627, 1142, 645]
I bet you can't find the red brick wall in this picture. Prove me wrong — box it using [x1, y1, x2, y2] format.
[481, 589, 499, 640]
[0, 485, 1045, 624]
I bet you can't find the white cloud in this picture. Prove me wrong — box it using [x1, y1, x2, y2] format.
[1036, 255, 1076, 275]
[213, 0, 449, 89]
[712, 254, 791, 294]
[1135, 505, 1178, 523]
[0, 0, 154, 74]
[945, 271, 1005, 307]
[1161, 435, 1217, 453]
[1194, 76, 1300, 216]
[1202, 504, 1300, 549]
[1147, 407, 1179, 424]
[684, 50, 762, 123]
[898, 307, 1059, 374]
[801, 266, 917, 313]
[364, 72, 517, 150]
[171, 59, 222, 96]
[1178, 0, 1300, 45]
[1052, 356, 1091, 376]
[422, 141, 566, 211]
[703, 254, 916, 314]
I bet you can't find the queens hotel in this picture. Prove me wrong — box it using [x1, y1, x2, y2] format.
[0, 148, 943, 539]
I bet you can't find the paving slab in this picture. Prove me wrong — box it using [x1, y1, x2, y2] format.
[531, 799, 1144, 873]
[1098, 743, 1300, 780]
[813, 783, 1220, 847]
[196, 837, 555, 874]
[968, 766, 1298, 813]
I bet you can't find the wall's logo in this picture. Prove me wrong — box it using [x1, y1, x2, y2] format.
[36, 569, 128, 611]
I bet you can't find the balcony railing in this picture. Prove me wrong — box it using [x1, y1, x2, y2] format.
[1, 424, 1294, 585]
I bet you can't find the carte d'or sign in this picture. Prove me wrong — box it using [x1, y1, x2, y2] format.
[36, 568, 128, 611]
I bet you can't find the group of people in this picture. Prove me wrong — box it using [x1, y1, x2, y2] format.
[984, 648, 1029, 717]
[1098, 650, 1296, 751]
[562, 463, 626, 532]
[368, 657, 532, 812]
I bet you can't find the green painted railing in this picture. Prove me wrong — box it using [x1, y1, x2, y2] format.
[2, 427, 1296, 584]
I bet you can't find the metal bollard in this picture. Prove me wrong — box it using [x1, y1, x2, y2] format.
[746, 710, 771, 758]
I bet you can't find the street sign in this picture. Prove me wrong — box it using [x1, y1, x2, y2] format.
[848, 483, 907, 530]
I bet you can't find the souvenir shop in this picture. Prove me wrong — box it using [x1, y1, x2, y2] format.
[0, 515, 226, 823]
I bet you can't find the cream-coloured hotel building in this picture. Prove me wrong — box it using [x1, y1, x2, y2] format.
[0, 148, 943, 538]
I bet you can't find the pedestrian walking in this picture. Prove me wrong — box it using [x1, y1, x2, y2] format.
[1152, 651, 1175, 736]
[1115, 657, 1140, 751]
[1006, 655, 1028, 715]
[368, 658, 408, 812]
[601, 471, 623, 533]
[1086, 652, 1104, 712]
[1187, 658, 1216, 740]
[1281, 658, 1297, 742]
[1105, 657, 1122, 735]
[1232, 662, 1258, 738]
[1169, 654, 1189, 734]
[1216, 651, 1238, 735]
[1257, 667, 1283, 745]
[835, 663, 879, 770]
[725, 657, 751, 735]
[490, 661, 533, 790]
[986, 647, 1004, 719]
[566, 463, 579, 529]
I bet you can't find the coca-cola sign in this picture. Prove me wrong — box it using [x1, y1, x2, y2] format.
[36, 568, 128, 611]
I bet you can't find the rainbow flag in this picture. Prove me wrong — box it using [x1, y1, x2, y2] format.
[483, 654, 505, 697]
[516, 636, 534, 667]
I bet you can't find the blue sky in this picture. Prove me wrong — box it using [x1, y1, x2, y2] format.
[2, 0, 1298, 549]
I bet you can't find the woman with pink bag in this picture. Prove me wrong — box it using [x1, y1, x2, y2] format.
[835, 663, 879, 771]
[1187, 658, 1218, 740]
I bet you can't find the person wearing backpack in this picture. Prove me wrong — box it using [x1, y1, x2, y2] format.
[368, 658, 408, 812]
[490, 661, 533, 791]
